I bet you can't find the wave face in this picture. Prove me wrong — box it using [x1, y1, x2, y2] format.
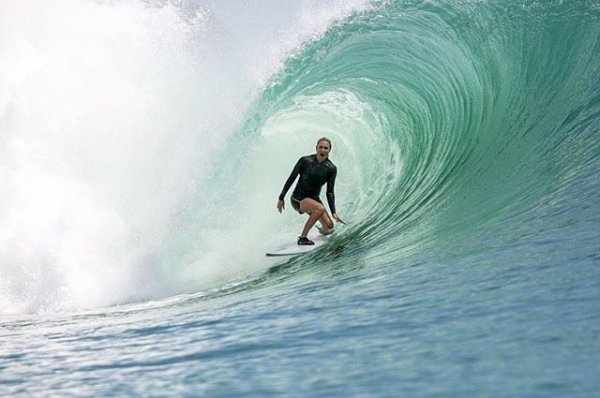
[1, 0, 599, 314]
[250, 0, 600, 266]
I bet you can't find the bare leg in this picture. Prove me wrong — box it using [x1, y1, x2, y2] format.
[319, 211, 334, 231]
[298, 198, 326, 237]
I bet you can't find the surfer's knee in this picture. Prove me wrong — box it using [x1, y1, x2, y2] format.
[312, 204, 325, 217]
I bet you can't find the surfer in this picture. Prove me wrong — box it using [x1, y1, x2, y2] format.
[277, 137, 344, 245]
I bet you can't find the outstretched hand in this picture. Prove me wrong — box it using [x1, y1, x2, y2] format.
[277, 199, 285, 213]
[332, 213, 346, 225]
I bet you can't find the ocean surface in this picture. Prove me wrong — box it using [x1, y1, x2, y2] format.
[1, 0, 599, 396]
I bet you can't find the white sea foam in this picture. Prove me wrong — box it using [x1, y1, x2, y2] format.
[0, 0, 372, 313]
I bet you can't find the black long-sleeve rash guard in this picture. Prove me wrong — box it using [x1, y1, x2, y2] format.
[279, 154, 338, 214]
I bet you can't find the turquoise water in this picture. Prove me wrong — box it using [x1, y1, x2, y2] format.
[1, 0, 599, 396]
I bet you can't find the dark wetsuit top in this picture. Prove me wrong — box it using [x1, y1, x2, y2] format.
[279, 154, 337, 214]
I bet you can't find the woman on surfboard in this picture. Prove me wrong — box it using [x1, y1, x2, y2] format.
[277, 137, 345, 245]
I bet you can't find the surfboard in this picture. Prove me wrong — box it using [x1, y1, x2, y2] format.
[265, 234, 328, 257]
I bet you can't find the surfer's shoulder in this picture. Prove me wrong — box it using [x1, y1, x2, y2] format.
[299, 154, 316, 164]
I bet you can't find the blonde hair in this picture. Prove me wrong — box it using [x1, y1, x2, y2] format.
[316, 137, 332, 149]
